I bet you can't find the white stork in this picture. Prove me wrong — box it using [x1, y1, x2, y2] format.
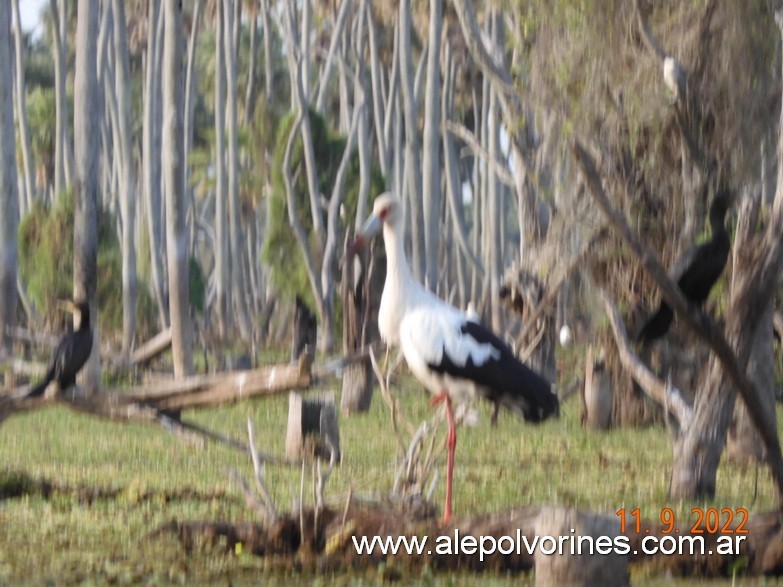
[347, 193, 559, 524]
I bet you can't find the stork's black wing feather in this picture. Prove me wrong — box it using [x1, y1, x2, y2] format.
[428, 320, 559, 423]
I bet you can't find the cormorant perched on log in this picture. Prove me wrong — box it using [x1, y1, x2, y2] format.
[637, 193, 732, 344]
[26, 300, 93, 397]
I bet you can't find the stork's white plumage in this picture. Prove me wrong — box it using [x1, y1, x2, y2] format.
[348, 193, 559, 524]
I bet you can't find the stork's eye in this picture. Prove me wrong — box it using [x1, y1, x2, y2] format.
[379, 207, 389, 220]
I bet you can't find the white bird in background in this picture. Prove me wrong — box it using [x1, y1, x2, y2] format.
[346, 193, 559, 524]
[559, 325, 573, 347]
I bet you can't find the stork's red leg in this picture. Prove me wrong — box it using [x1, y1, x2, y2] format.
[431, 391, 457, 524]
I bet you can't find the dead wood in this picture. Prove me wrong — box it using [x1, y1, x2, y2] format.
[155, 505, 783, 578]
[599, 289, 693, 432]
[573, 139, 783, 508]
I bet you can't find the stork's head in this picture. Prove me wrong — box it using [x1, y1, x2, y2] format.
[344, 192, 403, 259]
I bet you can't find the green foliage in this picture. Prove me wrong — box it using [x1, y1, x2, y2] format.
[189, 256, 206, 315]
[0, 385, 776, 582]
[261, 109, 385, 307]
[19, 190, 121, 331]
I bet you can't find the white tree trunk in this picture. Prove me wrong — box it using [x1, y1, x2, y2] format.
[112, 0, 137, 354]
[183, 0, 203, 250]
[11, 0, 34, 212]
[214, 2, 230, 337]
[73, 0, 101, 393]
[49, 0, 68, 199]
[398, 0, 424, 281]
[162, 0, 194, 378]
[143, 0, 168, 329]
[421, 0, 442, 291]
[243, 4, 258, 125]
[223, 0, 252, 340]
[0, 0, 19, 357]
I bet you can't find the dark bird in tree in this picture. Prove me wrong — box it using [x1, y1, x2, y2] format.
[637, 193, 732, 344]
[26, 300, 93, 397]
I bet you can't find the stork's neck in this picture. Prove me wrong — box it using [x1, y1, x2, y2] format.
[384, 222, 415, 286]
[379, 221, 426, 342]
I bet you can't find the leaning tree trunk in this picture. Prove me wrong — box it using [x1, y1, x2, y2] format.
[0, 0, 19, 358]
[73, 0, 101, 394]
[162, 0, 194, 378]
[726, 302, 775, 464]
[726, 195, 776, 464]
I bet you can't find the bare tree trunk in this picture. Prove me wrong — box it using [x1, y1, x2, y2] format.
[162, 0, 194, 378]
[243, 4, 258, 125]
[214, 2, 230, 338]
[11, 0, 34, 212]
[398, 0, 424, 282]
[421, 0, 441, 292]
[223, 0, 253, 341]
[50, 0, 67, 199]
[143, 0, 168, 329]
[486, 70, 502, 331]
[300, 0, 311, 101]
[367, 0, 396, 183]
[73, 0, 101, 393]
[314, 0, 352, 115]
[726, 303, 775, 463]
[261, 0, 273, 102]
[112, 0, 137, 354]
[0, 0, 19, 357]
[284, 0, 324, 238]
[183, 0, 203, 250]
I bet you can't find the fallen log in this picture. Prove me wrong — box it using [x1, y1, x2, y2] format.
[131, 328, 173, 366]
[0, 355, 316, 449]
[157, 505, 783, 579]
[115, 354, 313, 410]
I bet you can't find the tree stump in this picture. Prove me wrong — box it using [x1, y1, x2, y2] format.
[285, 392, 340, 462]
[534, 506, 629, 587]
[340, 249, 377, 414]
[291, 296, 317, 361]
[581, 346, 612, 430]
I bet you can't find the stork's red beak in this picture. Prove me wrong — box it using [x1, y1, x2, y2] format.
[343, 213, 382, 262]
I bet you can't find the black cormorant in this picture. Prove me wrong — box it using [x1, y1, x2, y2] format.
[26, 300, 93, 397]
[637, 193, 731, 344]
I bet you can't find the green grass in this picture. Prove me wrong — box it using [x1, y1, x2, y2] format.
[0, 372, 778, 584]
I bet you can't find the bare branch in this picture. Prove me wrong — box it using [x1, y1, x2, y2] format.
[572, 138, 783, 507]
[599, 289, 693, 431]
[228, 468, 276, 528]
[247, 419, 279, 521]
[445, 120, 515, 187]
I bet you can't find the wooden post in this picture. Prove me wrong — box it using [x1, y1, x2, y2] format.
[291, 296, 317, 361]
[534, 506, 629, 587]
[340, 247, 380, 414]
[286, 392, 340, 462]
[581, 346, 612, 430]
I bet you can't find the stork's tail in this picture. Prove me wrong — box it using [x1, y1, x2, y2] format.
[637, 303, 674, 344]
